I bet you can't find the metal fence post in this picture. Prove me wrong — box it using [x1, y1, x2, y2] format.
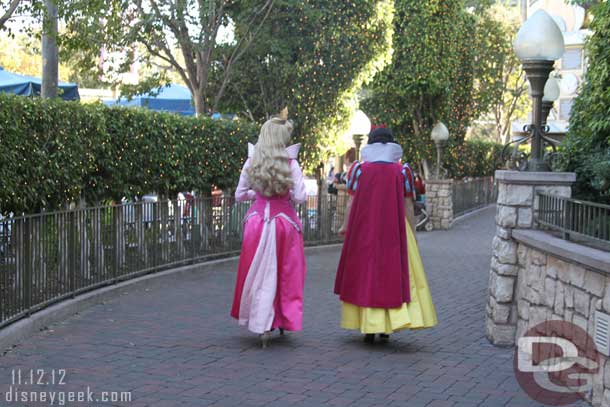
[113, 206, 120, 281]
[68, 211, 77, 296]
[563, 199, 571, 241]
[23, 218, 32, 315]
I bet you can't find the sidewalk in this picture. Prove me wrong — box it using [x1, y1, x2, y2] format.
[0, 206, 587, 406]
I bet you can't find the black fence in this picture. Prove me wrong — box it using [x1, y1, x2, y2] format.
[536, 192, 610, 250]
[0, 194, 348, 329]
[452, 177, 497, 218]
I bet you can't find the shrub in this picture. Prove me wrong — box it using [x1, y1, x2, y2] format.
[398, 130, 502, 179]
[0, 94, 258, 214]
[558, 2, 610, 203]
[442, 139, 504, 179]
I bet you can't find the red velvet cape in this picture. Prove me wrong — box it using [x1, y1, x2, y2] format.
[334, 162, 410, 308]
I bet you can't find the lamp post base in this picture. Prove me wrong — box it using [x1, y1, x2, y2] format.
[353, 134, 364, 161]
[526, 157, 551, 172]
[434, 141, 446, 180]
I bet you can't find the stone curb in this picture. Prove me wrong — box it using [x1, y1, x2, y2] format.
[495, 170, 576, 185]
[0, 243, 343, 353]
[452, 204, 496, 226]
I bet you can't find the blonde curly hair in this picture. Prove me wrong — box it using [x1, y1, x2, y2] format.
[247, 117, 294, 197]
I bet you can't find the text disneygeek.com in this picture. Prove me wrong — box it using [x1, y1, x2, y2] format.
[4, 369, 132, 405]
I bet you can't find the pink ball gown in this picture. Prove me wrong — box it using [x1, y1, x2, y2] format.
[230, 143, 307, 334]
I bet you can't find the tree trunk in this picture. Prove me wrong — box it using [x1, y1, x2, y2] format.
[422, 159, 431, 181]
[41, 0, 58, 99]
[193, 88, 206, 116]
[198, 191, 214, 253]
[520, 0, 528, 22]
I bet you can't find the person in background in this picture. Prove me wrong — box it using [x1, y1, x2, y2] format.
[327, 165, 338, 195]
[414, 172, 426, 203]
[333, 148, 356, 187]
[327, 165, 335, 185]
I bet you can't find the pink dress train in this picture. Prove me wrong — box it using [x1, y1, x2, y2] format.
[230, 144, 307, 334]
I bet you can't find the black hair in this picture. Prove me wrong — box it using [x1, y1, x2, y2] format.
[367, 127, 395, 144]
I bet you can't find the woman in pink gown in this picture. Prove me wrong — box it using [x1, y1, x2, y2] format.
[230, 117, 307, 348]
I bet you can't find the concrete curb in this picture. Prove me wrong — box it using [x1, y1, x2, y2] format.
[0, 243, 343, 353]
[452, 204, 496, 226]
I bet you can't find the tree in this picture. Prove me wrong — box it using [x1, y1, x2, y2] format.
[60, 0, 274, 115]
[363, 0, 477, 171]
[0, 0, 21, 30]
[41, 0, 58, 98]
[216, 0, 394, 171]
[559, 1, 610, 203]
[0, 20, 75, 81]
[478, 4, 530, 144]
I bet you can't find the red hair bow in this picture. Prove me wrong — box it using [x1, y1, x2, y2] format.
[370, 123, 387, 132]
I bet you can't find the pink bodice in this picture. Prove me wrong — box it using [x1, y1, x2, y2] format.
[243, 193, 302, 232]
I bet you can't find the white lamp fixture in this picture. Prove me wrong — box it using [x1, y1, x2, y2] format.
[431, 121, 449, 179]
[349, 110, 371, 161]
[350, 110, 371, 136]
[541, 76, 561, 126]
[543, 77, 561, 102]
[514, 10, 565, 62]
[431, 121, 450, 143]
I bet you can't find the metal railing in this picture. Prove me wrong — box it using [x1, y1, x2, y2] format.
[452, 176, 497, 218]
[536, 193, 610, 250]
[0, 194, 347, 329]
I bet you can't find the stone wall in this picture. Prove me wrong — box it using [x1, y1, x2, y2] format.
[508, 232, 610, 406]
[514, 242, 608, 342]
[484, 170, 610, 406]
[486, 171, 576, 345]
[426, 179, 453, 230]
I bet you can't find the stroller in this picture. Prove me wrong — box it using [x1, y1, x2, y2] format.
[413, 173, 432, 232]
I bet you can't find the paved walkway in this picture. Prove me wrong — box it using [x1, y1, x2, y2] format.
[0, 207, 585, 406]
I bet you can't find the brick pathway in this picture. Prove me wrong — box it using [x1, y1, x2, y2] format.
[0, 207, 587, 406]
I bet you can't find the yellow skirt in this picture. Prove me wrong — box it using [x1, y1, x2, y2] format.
[341, 224, 438, 334]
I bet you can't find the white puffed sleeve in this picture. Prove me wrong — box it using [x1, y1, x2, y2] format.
[290, 160, 307, 204]
[235, 159, 256, 202]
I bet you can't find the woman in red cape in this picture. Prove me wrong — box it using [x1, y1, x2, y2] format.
[334, 126, 437, 343]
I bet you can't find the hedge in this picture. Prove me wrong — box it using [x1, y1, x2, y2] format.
[442, 139, 504, 179]
[557, 2, 610, 204]
[0, 94, 259, 215]
[399, 134, 503, 179]
[0, 93, 502, 215]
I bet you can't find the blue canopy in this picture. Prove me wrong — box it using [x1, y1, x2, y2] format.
[103, 84, 195, 116]
[0, 67, 80, 101]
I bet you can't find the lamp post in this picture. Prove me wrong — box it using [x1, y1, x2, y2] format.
[349, 110, 371, 161]
[431, 121, 449, 180]
[514, 9, 565, 172]
[541, 76, 560, 127]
